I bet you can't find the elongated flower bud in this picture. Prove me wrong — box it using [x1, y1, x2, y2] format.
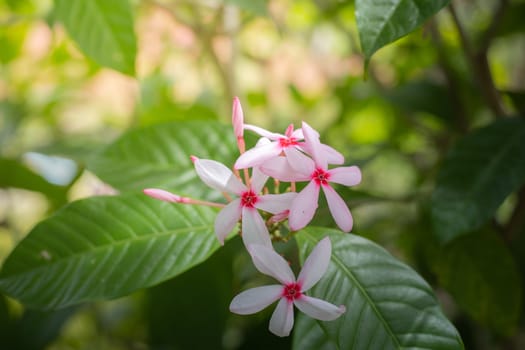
[232, 96, 244, 139]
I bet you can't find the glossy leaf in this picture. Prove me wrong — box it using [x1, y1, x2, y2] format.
[355, 0, 450, 59]
[53, 0, 137, 75]
[87, 121, 238, 200]
[293, 228, 463, 350]
[433, 231, 522, 335]
[431, 118, 525, 243]
[0, 194, 220, 309]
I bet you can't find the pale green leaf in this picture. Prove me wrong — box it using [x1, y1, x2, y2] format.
[86, 121, 238, 201]
[53, 0, 137, 75]
[293, 228, 463, 350]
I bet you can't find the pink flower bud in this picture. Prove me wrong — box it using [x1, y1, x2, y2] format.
[232, 96, 244, 139]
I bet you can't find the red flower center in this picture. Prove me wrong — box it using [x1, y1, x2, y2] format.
[283, 282, 302, 301]
[241, 190, 258, 208]
[311, 168, 330, 186]
[279, 137, 298, 148]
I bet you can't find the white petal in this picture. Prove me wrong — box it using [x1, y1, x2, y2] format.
[256, 192, 297, 214]
[242, 207, 272, 248]
[215, 199, 241, 244]
[283, 147, 315, 177]
[322, 185, 353, 232]
[320, 144, 344, 164]
[297, 237, 331, 291]
[194, 158, 246, 194]
[301, 122, 326, 169]
[244, 124, 283, 140]
[250, 167, 269, 193]
[294, 295, 346, 321]
[291, 128, 304, 139]
[269, 298, 295, 337]
[259, 157, 307, 182]
[229, 285, 283, 315]
[328, 166, 362, 186]
[288, 181, 319, 231]
[247, 243, 295, 284]
[234, 142, 282, 169]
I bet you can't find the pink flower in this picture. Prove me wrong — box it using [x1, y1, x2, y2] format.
[261, 122, 361, 232]
[229, 237, 345, 337]
[192, 157, 296, 247]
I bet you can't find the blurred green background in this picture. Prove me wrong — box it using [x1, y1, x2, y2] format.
[1, 0, 525, 349]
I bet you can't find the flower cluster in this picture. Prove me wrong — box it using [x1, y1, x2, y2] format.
[144, 97, 361, 337]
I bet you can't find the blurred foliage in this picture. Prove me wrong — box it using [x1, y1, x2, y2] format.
[1, 0, 525, 349]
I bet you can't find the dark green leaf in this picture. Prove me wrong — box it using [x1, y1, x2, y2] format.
[87, 121, 238, 200]
[433, 231, 522, 335]
[0, 194, 220, 309]
[383, 80, 454, 121]
[293, 228, 463, 350]
[147, 239, 237, 349]
[431, 118, 525, 242]
[355, 0, 450, 59]
[53, 0, 137, 75]
[501, 90, 525, 115]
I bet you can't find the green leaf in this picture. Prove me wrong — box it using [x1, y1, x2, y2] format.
[87, 121, 238, 200]
[147, 239, 237, 349]
[431, 118, 525, 243]
[355, 0, 450, 59]
[0, 194, 220, 309]
[0, 157, 68, 207]
[225, 0, 268, 16]
[53, 0, 137, 75]
[293, 228, 463, 350]
[433, 231, 522, 335]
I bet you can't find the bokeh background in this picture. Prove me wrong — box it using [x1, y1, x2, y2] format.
[1, 0, 525, 349]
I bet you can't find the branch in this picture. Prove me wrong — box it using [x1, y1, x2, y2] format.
[448, 1, 508, 118]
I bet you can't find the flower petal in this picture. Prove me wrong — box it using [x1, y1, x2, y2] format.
[297, 237, 331, 291]
[234, 142, 282, 169]
[288, 181, 319, 231]
[283, 147, 315, 177]
[244, 124, 283, 140]
[291, 128, 304, 140]
[320, 144, 344, 164]
[250, 166, 269, 193]
[229, 285, 283, 315]
[260, 157, 308, 182]
[328, 166, 362, 186]
[242, 207, 272, 248]
[256, 192, 297, 214]
[294, 295, 346, 321]
[247, 243, 295, 284]
[269, 298, 295, 337]
[301, 121, 326, 169]
[215, 199, 241, 244]
[322, 185, 353, 232]
[194, 158, 246, 195]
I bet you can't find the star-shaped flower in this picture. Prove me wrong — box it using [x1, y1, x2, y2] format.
[230, 237, 345, 337]
[192, 157, 296, 247]
[260, 122, 361, 232]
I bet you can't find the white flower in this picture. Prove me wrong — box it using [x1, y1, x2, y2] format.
[229, 237, 345, 337]
[192, 157, 296, 247]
